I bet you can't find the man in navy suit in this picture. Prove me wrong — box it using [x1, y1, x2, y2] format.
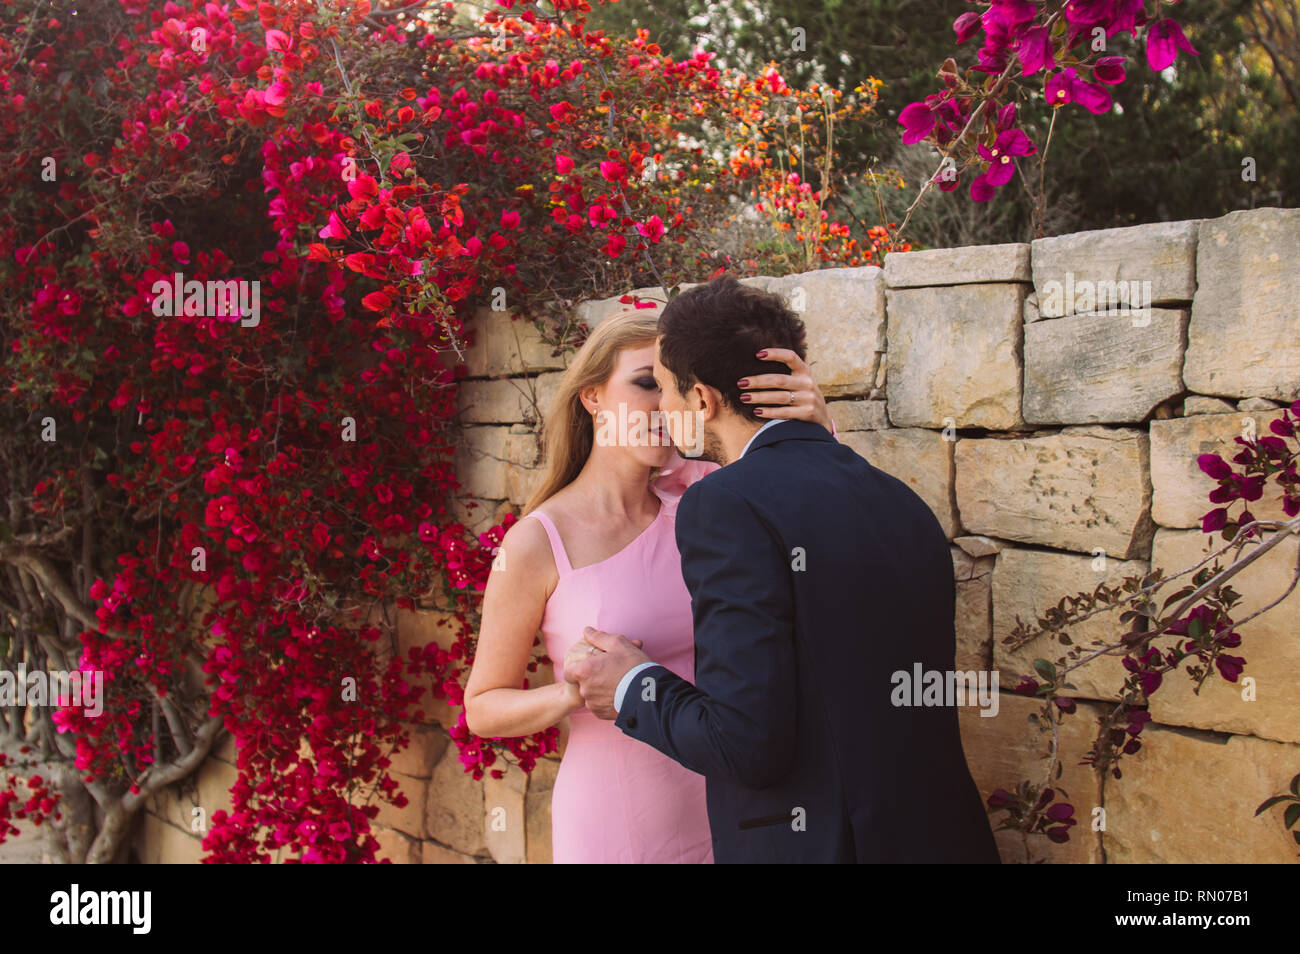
[566, 274, 1000, 863]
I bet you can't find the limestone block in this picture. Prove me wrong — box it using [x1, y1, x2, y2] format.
[484, 760, 527, 864]
[525, 756, 561, 865]
[454, 425, 541, 501]
[884, 243, 1031, 287]
[839, 428, 959, 539]
[1240, 397, 1283, 411]
[955, 428, 1155, 558]
[1150, 410, 1295, 528]
[457, 378, 538, 425]
[574, 285, 683, 329]
[374, 771, 428, 840]
[422, 840, 486, 863]
[534, 371, 564, 425]
[464, 306, 568, 378]
[1023, 291, 1041, 323]
[450, 495, 504, 540]
[136, 815, 206, 865]
[952, 547, 994, 671]
[425, 742, 490, 857]
[371, 825, 422, 864]
[763, 267, 888, 398]
[452, 372, 559, 427]
[150, 752, 237, 833]
[1104, 725, 1300, 863]
[1031, 219, 1198, 318]
[992, 546, 1150, 702]
[828, 398, 890, 432]
[1183, 395, 1236, 415]
[886, 283, 1025, 429]
[1147, 529, 1300, 744]
[1185, 207, 1300, 402]
[389, 723, 449, 779]
[955, 535, 1008, 558]
[1023, 308, 1187, 424]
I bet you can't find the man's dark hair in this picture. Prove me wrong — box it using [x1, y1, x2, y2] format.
[656, 273, 807, 423]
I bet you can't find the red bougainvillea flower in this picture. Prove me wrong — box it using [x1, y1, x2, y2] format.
[1017, 25, 1053, 76]
[1146, 19, 1199, 71]
[986, 788, 1014, 809]
[1044, 66, 1113, 113]
[977, 128, 1036, 185]
[318, 211, 349, 240]
[635, 214, 666, 242]
[1201, 506, 1229, 533]
[953, 11, 982, 43]
[970, 127, 1035, 200]
[1215, 654, 1247, 682]
[898, 101, 936, 145]
[1094, 55, 1127, 84]
[555, 154, 574, 174]
[265, 28, 293, 52]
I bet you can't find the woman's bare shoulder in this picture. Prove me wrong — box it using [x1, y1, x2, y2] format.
[497, 509, 559, 581]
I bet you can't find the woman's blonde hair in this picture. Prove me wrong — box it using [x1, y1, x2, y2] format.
[522, 309, 663, 516]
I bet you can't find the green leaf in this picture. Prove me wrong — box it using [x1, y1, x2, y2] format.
[1255, 794, 1292, 816]
[1286, 803, 1300, 830]
[1033, 658, 1056, 682]
[1291, 773, 1300, 797]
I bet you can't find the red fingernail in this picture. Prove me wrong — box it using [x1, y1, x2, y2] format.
[737, 378, 749, 387]
[753, 408, 764, 415]
[755, 350, 768, 358]
[740, 394, 751, 402]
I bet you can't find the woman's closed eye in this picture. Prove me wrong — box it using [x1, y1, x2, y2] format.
[634, 376, 659, 391]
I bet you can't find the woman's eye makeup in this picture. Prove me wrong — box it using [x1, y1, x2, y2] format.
[634, 376, 659, 390]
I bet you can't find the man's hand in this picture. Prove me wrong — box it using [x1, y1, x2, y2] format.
[564, 627, 651, 720]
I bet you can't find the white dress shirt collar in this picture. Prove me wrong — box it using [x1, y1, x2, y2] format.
[738, 417, 788, 460]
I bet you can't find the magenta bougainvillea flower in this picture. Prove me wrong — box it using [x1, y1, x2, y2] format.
[1146, 18, 1200, 71]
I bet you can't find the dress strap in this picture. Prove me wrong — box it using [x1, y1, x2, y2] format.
[526, 510, 573, 576]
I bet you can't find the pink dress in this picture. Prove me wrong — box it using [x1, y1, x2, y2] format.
[526, 453, 718, 864]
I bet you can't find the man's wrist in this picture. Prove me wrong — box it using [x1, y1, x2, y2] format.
[614, 661, 658, 714]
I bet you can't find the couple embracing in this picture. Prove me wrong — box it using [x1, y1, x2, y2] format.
[465, 274, 999, 864]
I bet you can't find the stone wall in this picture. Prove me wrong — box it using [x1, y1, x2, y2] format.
[138, 207, 1300, 863]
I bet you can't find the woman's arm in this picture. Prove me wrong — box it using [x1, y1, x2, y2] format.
[737, 346, 837, 436]
[463, 517, 584, 738]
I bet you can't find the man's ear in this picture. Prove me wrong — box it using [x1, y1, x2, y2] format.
[693, 382, 723, 423]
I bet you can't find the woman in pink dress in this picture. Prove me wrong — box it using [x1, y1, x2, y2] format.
[463, 308, 835, 863]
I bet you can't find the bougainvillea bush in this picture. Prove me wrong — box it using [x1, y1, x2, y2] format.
[894, 0, 1201, 239]
[0, 0, 901, 862]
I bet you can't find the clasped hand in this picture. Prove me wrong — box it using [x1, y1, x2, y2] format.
[562, 627, 650, 721]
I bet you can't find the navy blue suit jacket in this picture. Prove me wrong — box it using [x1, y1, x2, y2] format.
[614, 418, 1000, 863]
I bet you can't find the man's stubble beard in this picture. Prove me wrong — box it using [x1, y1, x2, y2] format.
[693, 426, 729, 467]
